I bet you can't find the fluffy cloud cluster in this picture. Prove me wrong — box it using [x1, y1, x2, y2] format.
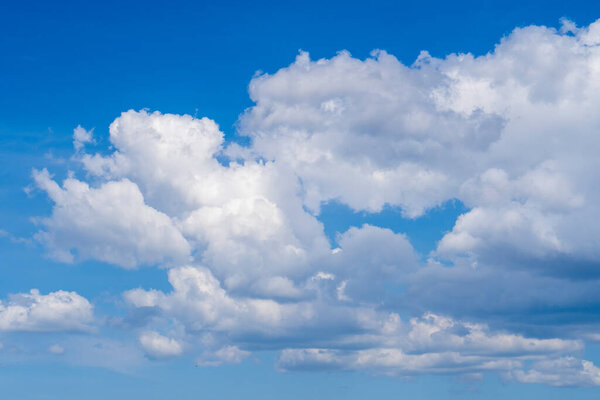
[239, 21, 600, 269]
[28, 18, 600, 386]
[32, 168, 190, 268]
[0, 289, 92, 332]
[72, 111, 331, 293]
[237, 51, 504, 217]
[127, 266, 590, 383]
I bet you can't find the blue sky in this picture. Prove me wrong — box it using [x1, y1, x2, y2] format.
[3, 0, 600, 398]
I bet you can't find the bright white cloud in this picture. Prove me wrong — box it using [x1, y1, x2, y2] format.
[27, 18, 600, 387]
[33, 168, 190, 268]
[72, 125, 94, 152]
[139, 331, 183, 360]
[239, 20, 600, 271]
[123, 265, 381, 339]
[67, 110, 331, 294]
[0, 289, 92, 332]
[238, 50, 504, 217]
[79, 110, 225, 215]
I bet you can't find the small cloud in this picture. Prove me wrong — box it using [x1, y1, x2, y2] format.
[312, 272, 335, 280]
[559, 18, 578, 34]
[139, 331, 183, 360]
[73, 125, 94, 151]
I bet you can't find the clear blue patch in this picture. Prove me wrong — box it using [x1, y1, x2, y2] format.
[317, 199, 468, 257]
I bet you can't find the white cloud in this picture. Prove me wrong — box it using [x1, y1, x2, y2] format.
[427, 23, 600, 270]
[124, 265, 590, 383]
[64, 110, 331, 294]
[328, 224, 418, 302]
[33, 168, 190, 268]
[238, 20, 600, 272]
[0, 289, 93, 332]
[139, 331, 183, 360]
[26, 18, 600, 387]
[78, 110, 228, 215]
[508, 357, 600, 387]
[277, 348, 600, 387]
[238, 50, 505, 217]
[276, 312, 585, 379]
[123, 265, 378, 338]
[73, 125, 94, 152]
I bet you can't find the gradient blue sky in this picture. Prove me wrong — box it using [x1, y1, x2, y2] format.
[2, 1, 600, 398]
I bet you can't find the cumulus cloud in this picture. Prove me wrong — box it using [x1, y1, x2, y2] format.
[139, 331, 183, 360]
[0, 289, 93, 332]
[27, 18, 600, 386]
[63, 110, 331, 294]
[78, 110, 225, 215]
[123, 265, 384, 341]
[238, 50, 504, 217]
[239, 20, 600, 272]
[429, 24, 600, 269]
[72, 125, 94, 152]
[236, 17, 600, 329]
[33, 168, 190, 268]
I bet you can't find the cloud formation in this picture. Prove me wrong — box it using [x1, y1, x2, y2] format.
[276, 313, 584, 380]
[0, 289, 92, 332]
[33, 168, 190, 268]
[139, 331, 183, 360]
[26, 17, 600, 386]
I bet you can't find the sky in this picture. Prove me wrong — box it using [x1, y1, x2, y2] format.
[2, 0, 600, 398]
